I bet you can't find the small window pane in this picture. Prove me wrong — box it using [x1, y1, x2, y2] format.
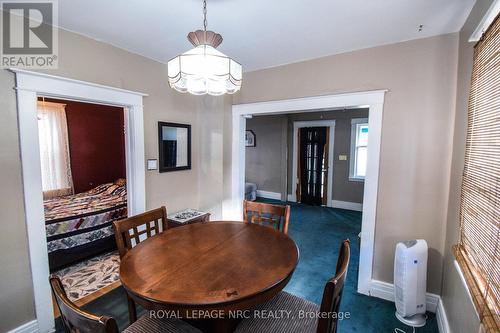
[357, 124, 369, 146]
[356, 147, 367, 177]
[350, 120, 368, 180]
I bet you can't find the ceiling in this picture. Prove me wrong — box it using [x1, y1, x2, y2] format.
[58, 0, 475, 72]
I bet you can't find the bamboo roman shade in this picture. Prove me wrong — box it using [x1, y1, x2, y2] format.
[454, 14, 499, 333]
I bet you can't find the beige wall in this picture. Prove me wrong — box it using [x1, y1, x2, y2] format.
[234, 34, 460, 293]
[0, 71, 37, 332]
[245, 116, 288, 194]
[0, 26, 230, 331]
[440, 1, 494, 332]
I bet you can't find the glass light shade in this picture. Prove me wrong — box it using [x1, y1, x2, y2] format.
[168, 45, 242, 96]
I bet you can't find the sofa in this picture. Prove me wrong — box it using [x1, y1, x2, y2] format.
[245, 183, 257, 201]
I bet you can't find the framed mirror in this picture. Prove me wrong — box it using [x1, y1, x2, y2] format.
[158, 122, 191, 172]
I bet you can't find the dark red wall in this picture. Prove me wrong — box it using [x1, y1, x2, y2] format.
[44, 98, 126, 194]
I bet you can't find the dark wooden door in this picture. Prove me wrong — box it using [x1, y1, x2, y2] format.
[299, 127, 327, 206]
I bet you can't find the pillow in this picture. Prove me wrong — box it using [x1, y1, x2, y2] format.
[104, 184, 120, 195]
[87, 183, 113, 194]
[114, 178, 126, 186]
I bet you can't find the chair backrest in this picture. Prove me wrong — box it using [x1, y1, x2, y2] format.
[243, 200, 291, 234]
[317, 239, 350, 333]
[113, 206, 167, 258]
[50, 275, 119, 333]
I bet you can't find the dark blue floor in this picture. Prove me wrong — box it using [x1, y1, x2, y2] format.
[56, 199, 438, 333]
[261, 198, 438, 333]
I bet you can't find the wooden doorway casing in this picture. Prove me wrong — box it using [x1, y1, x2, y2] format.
[11, 68, 147, 333]
[229, 90, 387, 297]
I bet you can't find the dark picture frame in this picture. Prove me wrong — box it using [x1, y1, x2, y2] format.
[245, 130, 256, 147]
[158, 122, 191, 172]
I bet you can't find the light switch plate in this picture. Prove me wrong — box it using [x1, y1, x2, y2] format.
[338, 154, 348, 161]
[147, 159, 158, 170]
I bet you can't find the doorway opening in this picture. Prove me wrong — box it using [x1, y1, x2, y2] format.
[12, 69, 146, 332]
[292, 120, 336, 207]
[229, 90, 386, 297]
[36, 97, 127, 317]
[299, 126, 328, 205]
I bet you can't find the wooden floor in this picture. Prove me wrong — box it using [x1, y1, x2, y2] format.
[53, 280, 122, 318]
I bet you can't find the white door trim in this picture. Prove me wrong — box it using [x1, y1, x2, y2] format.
[10, 68, 147, 333]
[331, 200, 363, 212]
[228, 90, 387, 296]
[291, 120, 335, 206]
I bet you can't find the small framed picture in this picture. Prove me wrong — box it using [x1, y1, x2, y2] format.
[245, 130, 256, 147]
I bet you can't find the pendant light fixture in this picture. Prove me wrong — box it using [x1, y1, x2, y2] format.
[167, 0, 242, 96]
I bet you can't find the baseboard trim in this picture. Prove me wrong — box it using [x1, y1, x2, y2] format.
[256, 190, 282, 200]
[7, 320, 39, 333]
[331, 200, 363, 212]
[436, 298, 450, 333]
[369, 279, 439, 313]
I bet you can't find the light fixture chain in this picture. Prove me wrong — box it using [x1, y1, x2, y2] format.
[203, 0, 207, 32]
[167, 0, 242, 95]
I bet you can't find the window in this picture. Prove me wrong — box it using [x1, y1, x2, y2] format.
[350, 118, 368, 181]
[454, 14, 499, 333]
[37, 100, 74, 198]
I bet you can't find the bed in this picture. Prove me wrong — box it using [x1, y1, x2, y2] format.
[44, 180, 127, 272]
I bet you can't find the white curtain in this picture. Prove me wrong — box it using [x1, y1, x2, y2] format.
[37, 101, 74, 198]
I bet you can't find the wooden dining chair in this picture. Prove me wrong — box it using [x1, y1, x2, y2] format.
[50, 275, 202, 333]
[235, 239, 350, 333]
[243, 200, 291, 234]
[50, 274, 119, 333]
[112, 206, 168, 323]
[113, 206, 168, 259]
[316, 239, 350, 333]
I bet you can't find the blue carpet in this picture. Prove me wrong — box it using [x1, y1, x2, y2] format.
[55, 199, 439, 333]
[259, 198, 438, 333]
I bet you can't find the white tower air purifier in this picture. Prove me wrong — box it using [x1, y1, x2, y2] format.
[394, 239, 428, 327]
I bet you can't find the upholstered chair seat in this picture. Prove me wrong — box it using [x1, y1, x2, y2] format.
[235, 291, 319, 333]
[123, 315, 202, 333]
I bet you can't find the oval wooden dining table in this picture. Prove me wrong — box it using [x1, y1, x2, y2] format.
[119, 221, 299, 333]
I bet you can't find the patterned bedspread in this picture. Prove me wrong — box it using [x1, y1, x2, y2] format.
[44, 182, 127, 254]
